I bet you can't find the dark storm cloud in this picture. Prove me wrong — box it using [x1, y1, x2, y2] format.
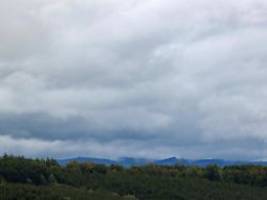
[0, 0, 267, 159]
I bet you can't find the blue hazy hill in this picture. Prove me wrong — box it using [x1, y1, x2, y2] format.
[57, 157, 117, 166]
[57, 156, 267, 167]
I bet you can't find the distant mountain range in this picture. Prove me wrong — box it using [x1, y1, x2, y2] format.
[57, 156, 267, 167]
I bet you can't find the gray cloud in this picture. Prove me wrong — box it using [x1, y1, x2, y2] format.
[0, 0, 267, 160]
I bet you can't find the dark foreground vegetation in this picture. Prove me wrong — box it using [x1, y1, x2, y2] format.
[1, 155, 267, 199]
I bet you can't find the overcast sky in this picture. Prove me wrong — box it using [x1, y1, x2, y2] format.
[0, 0, 267, 160]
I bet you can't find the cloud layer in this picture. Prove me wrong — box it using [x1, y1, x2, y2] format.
[1, 0, 267, 160]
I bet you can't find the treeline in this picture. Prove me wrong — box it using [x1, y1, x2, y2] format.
[1, 155, 267, 187]
[1, 155, 267, 200]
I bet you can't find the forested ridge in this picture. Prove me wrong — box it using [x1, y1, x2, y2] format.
[1, 155, 267, 200]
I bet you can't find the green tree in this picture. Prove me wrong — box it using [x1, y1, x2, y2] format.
[205, 165, 221, 181]
[48, 174, 57, 184]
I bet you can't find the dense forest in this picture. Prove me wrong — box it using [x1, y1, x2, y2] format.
[1, 155, 267, 199]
